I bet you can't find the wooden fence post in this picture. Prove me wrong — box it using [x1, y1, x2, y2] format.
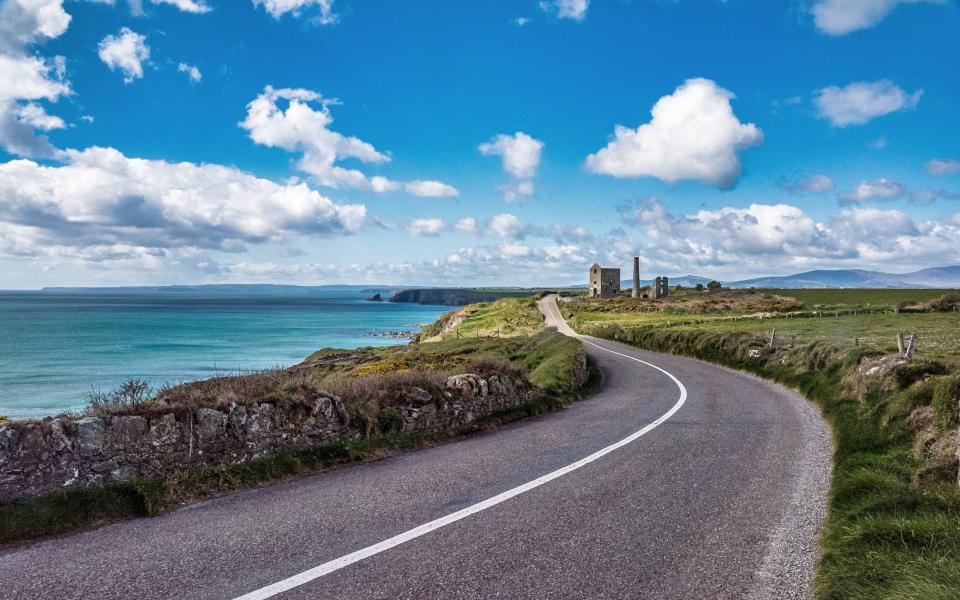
[905, 334, 918, 359]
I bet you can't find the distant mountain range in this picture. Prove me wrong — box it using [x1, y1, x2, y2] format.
[31, 266, 960, 295]
[603, 266, 960, 289]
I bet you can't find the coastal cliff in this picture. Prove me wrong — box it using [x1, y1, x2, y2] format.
[389, 288, 535, 306]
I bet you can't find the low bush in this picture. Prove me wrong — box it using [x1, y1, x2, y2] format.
[87, 378, 155, 416]
[927, 293, 960, 312]
[890, 361, 949, 390]
[932, 375, 960, 430]
[377, 406, 403, 433]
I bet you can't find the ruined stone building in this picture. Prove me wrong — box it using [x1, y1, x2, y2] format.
[589, 258, 668, 300]
[589, 263, 621, 298]
[652, 276, 669, 299]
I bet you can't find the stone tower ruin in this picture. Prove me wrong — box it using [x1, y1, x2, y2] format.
[631, 256, 640, 298]
[652, 276, 669, 299]
[589, 263, 621, 298]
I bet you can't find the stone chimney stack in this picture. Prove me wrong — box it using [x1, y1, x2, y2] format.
[631, 256, 640, 298]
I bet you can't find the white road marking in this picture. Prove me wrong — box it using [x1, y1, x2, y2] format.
[232, 297, 687, 600]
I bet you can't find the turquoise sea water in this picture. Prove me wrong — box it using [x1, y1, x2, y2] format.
[0, 290, 450, 420]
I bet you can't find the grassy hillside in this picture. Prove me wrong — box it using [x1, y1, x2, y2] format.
[563, 288, 960, 599]
[417, 296, 546, 341]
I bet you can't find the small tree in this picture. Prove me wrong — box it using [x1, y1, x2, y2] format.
[695, 283, 705, 291]
[707, 280, 722, 290]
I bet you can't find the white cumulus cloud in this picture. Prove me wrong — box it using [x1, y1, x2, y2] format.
[811, 0, 944, 36]
[0, 146, 366, 264]
[815, 80, 922, 127]
[151, 0, 211, 14]
[479, 131, 543, 179]
[479, 131, 543, 201]
[489, 213, 523, 238]
[253, 0, 336, 23]
[92, 0, 212, 15]
[685, 203, 821, 256]
[499, 242, 533, 258]
[404, 180, 459, 198]
[0, 0, 72, 158]
[840, 178, 906, 203]
[177, 62, 201, 82]
[240, 85, 456, 196]
[98, 27, 150, 83]
[406, 218, 445, 237]
[152, 0, 211, 13]
[585, 78, 763, 189]
[540, 0, 589, 21]
[454, 217, 477, 234]
[0, 0, 71, 54]
[16, 101, 65, 130]
[617, 196, 960, 274]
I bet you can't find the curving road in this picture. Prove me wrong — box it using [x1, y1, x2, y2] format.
[0, 296, 831, 600]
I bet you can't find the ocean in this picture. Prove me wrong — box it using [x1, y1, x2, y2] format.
[0, 290, 450, 420]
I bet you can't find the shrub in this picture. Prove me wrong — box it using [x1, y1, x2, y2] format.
[927, 293, 960, 312]
[347, 405, 374, 437]
[378, 406, 403, 433]
[890, 361, 949, 390]
[87, 378, 154, 416]
[707, 280, 722, 290]
[931, 375, 960, 430]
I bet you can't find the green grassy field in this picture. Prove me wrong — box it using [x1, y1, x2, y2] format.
[759, 288, 956, 308]
[563, 288, 960, 364]
[670, 312, 960, 364]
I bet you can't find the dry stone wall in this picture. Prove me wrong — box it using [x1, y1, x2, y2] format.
[0, 373, 542, 502]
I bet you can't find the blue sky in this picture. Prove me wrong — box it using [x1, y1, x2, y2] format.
[1, 0, 959, 288]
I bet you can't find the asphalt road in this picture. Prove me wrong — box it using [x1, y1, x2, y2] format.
[0, 296, 832, 599]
